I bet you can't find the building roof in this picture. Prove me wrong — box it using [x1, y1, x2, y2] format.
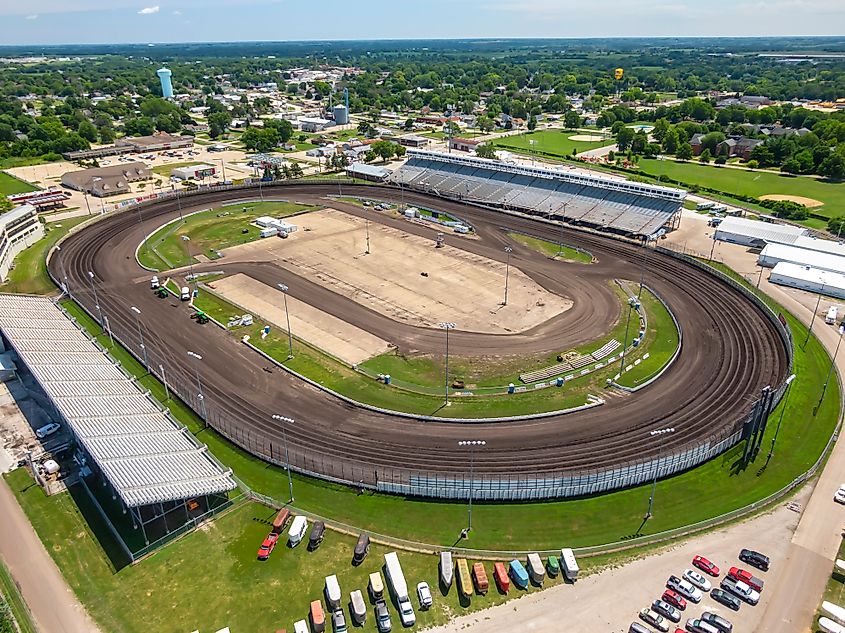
[347, 163, 391, 178]
[715, 216, 807, 245]
[0, 295, 236, 507]
[761, 242, 845, 275]
[117, 133, 188, 147]
[450, 137, 483, 146]
[770, 261, 845, 292]
[61, 162, 150, 189]
[0, 204, 37, 229]
[792, 235, 845, 258]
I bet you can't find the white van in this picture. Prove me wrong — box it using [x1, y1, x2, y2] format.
[288, 515, 308, 547]
[180, 286, 191, 301]
[150, 276, 160, 289]
[826, 306, 838, 325]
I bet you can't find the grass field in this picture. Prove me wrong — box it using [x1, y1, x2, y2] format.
[0, 216, 89, 295]
[5, 468, 563, 633]
[639, 158, 845, 217]
[507, 231, 593, 264]
[615, 291, 680, 388]
[494, 130, 613, 158]
[0, 172, 38, 196]
[137, 201, 314, 270]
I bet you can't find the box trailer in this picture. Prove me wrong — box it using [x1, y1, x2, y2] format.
[546, 555, 560, 577]
[493, 562, 509, 593]
[293, 620, 308, 633]
[288, 515, 307, 547]
[384, 552, 409, 601]
[350, 590, 367, 625]
[353, 533, 370, 564]
[827, 306, 839, 325]
[508, 560, 529, 589]
[472, 563, 489, 595]
[440, 551, 453, 588]
[457, 558, 473, 598]
[271, 508, 291, 534]
[369, 572, 385, 600]
[309, 600, 325, 633]
[527, 553, 545, 585]
[560, 548, 579, 581]
[325, 575, 342, 610]
[308, 521, 325, 550]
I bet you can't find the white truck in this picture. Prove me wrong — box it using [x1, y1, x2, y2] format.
[560, 548, 579, 582]
[827, 306, 839, 325]
[384, 552, 415, 626]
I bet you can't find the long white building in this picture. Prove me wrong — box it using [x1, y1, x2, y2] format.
[758, 242, 845, 276]
[714, 216, 807, 248]
[0, 204, 44, 281]
[769, 262, 845, 300]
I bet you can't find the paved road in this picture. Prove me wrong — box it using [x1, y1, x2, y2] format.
[0, 477, 101, 633]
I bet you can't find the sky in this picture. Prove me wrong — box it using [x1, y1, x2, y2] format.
[1, 0, 844, 46]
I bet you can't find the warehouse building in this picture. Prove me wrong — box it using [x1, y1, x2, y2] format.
[791, 235, 845, 258]
[346, 163, 391, 182]
[64, 133, 193, 161]
[758, 242, 845, 275]
[171, 164, 216, 180]
[769, 262, 845, 300]
[714, 216, 808, 248]
[0, 204, 44, 281]
[299, 117, 334, 133]
[61, 162, 151, 197]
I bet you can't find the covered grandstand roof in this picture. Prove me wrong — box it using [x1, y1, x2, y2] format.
[0, 295, 236, 508]
[388, 150, 685, 237]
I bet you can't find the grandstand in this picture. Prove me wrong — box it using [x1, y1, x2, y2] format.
[388, 150, 686, 237]
[0, 294, 236, 554]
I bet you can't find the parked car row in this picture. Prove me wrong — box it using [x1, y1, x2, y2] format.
[255, 509, 328, 561]
[630, 548, 770, 633]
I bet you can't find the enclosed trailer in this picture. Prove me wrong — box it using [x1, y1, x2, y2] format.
[440, 551, 454, 588]
[288, 515, 308, 547]
[308, 521, 325, 550]
[350, 590, 367, 625]
[271, 508, 291, 534]
[309, 600, 325, 633]
[369, 571, 385, 600]
[293, 621, 308, 633]
[384, 552, 409, 602]
[457, 559, 473, 598]
[527, 553, 545, 585]
[508, 560, 529, 589]
[546, 555, 560, 577]
[353, 533, 370, 564]
[493, 562, 510, 593]
[560, 548, 579, 581]
[472, 563, 489, 595]
[325, 575, 342, 610]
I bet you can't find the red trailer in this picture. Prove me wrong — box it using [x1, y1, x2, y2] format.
[310, 600, 325, 633]
[493, 562, 510, 593]
[272, 508, 291, 534]
[472, 563, 489, 595]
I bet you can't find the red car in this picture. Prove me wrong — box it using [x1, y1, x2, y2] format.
[257, 532, 279, 560]
[661, 589, 687, 611]
[728, 566, 764, 592]
[692, 555, 720, 577]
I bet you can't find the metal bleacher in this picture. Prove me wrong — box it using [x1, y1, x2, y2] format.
[387, 152, 685, 236]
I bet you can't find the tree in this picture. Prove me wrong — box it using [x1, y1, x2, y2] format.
[819, 153, 845, 179]
[242, 127, 281, 153]
[746, 159, 760, 170]
[403, 118, 415, 131]
[828, 216, 845, 237]
[676, 143, 693, 160]
[207, 111, 231, 139]
[615, 127, 635, 152]
[443, 121, 461, 139]
[699, 149, 712, 163]
[357, 121, 376, 138]
[527, 115, 537, 131]
[652, 118, 670, 142]
[630, 131, 648, 155]
[662, 128, 679, 154]
[563, 110, 581, 130]
[0, 197, 13, 213]
[476, 116, 495, 133]
[475, 143, 498, 159]
[77, 120, 98, 143]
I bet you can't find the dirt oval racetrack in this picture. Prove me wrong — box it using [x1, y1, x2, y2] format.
[51, 183, 789, 498]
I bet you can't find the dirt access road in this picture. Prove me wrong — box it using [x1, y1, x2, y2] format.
[0, 477, 101, 633]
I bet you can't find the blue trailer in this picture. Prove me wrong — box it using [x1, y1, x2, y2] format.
[508, 560, 529, 589]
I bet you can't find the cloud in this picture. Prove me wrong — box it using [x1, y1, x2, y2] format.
[172, 9, 181, 14]
[137, 5, 159, 14]
[25, 13, 38, 19]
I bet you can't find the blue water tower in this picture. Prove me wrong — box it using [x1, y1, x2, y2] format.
[157, 67, 173, 98]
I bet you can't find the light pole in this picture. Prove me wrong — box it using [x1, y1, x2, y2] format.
[130, 306, 149, 370]
[503, 246, 513, 306]
[645, 427, 675, 520]
[708, 232, 717, 261]
[365, 212, 371, 255]
[277, 283, 294, 359]
[768, 373, 796, 460]
[637, 234, 654, 300]
[186, 351, 207, 423]
[176, 188, 184, 221]
[181, 235, 196, 287]
[55, 245, 71, 298]
[87, 271, 104, 329]
[158, 363, 170, 400]
[803, 278, 827, 348]
[439, 322, 456, 406]
[457, 439, 486, 535]
[816, 325, 845, 415]
[271, 414, 295, 502]
[619, 296, 635, 373]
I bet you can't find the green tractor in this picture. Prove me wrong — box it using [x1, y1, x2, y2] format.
[156, 287, 169, 299]
[191, 310, 210, 325]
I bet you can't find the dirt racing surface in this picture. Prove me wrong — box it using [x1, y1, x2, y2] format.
[52, 183, 788, 484]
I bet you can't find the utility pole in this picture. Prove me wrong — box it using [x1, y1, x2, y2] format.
[187, 351, 207, 423]
[277, 283, 294, 359]
[803, 279, 826, 348]
[457, 440, 486, 536]
[503, 246, 513, 305]
[271, 414, 296, 502]
[130, 306, 149, 370]
[87, 271, 104, 329]
[159, 363, 170, 400]
[645, 427, 675, 520]
[816, 325, 845, 415]
[767, 373, 796, 460]
[439, 322, 456, 406]
[181, 235, 196, 288]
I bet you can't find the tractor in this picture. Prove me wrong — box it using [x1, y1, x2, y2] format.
[191, 310, 210, 325]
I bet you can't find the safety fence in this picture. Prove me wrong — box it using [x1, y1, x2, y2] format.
[48, 181, 799, 503]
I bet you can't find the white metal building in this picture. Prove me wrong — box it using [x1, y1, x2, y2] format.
[758, 242, 845, 275]
[299, 117, 334, 133]
[171, 163, 216, 180]
[791, 235, 845, 258]
[714, 216, 807, 248]
[0, 205, 44, 281]
[769, 262, 845, 300]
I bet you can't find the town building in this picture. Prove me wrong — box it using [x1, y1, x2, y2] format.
[0, 205, 44, 281]
[346, 163, 391, 182]
[61, 162, 151, 197]
[299, 117, 334, 133]
[171, 164, 217, 180]
[449, 138, 485, 153]
[64, 133, 193, 161]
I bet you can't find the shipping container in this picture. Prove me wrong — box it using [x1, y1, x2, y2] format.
[310, 600, 325, 633]
[457, 559, 473, 598]
[440, 551, 454, 588]
[493, 562, 510, 593]
[508, 560, 529, 589]
[527, 553, 545, 585]
[325, 575, 342, 610]
[271, 508, 291, 534]
[561, 548, 579, 581]
[472, 563, 489, 595]
[350, 590, 367, 625]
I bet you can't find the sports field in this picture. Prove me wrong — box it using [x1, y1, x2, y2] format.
[639, 159, 845, 217]
[0, 172, 38, 196]
[494, 130, 613, 158]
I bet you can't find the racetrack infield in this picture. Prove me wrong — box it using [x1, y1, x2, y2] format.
[52, 183, 789, 492]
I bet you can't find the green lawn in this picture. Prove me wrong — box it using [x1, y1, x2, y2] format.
[58, 258, 839, 551]
[5, 468, 558, 633]
[137, 201, 314, 270]
[0, 216, 89, 295]
[0, 172, 38, 196]
[615, 290, 680, 388]
[494, 130, 613, 158]
[639, 159, 845, 218]
[507, 231, 593, 264]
